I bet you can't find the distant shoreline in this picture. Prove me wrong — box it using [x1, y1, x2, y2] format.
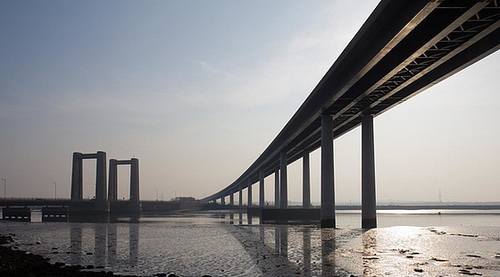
[235, 204, 500, 210]
[338, 204, 500, 210]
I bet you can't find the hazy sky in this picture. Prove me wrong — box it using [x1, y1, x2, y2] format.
[1, 0, 498, 204]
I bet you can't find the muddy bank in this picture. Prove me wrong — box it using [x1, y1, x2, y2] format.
[0, 234, 136, 277]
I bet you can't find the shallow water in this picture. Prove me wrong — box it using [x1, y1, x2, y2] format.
[1, 211, 499, 276]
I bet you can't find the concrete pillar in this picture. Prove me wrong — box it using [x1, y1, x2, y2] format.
[221, 196, 225, 205]
[362, 114, 377, 228]
[303, 151, 311, 208]
[95, 151, 107, 202]
[280, 152, 288, 209]
[247, 179, 252, 206]
[108, 159, 118, 201]
[230, 193, 234, 205]
[71, 152, 83, 200]
[130, 158, 140, 203]
[259, 170, 265, 207]
[239, 185, 243, 206]
[274, 169, 280, 207]
[321, 115, 335, 228]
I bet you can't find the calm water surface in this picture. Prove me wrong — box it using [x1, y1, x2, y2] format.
[1, 211, 500, 276]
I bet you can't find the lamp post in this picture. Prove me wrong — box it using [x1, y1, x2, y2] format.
[53, 182, 57, 199]
[1, 179, 5, 198]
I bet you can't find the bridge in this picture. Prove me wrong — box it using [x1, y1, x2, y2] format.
[0, 151, 143, 221]
[201, 0, 500, 228]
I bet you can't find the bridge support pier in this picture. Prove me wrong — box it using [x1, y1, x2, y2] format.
[259, 170, 265, 207]
[95, 151, 107, 202]
[71, 152, 83, 200]
[70, 151, 109, 220]
[230, 193, 234, 205]
[239, 185, 243, 206]
[274, 169, 280, 207]
[247, 179, 252, 206]
[107, 157, 141, 215]
[221, 196, 225, 206]
[130, 158, 140, 203]
[70, 151, 107, 201]
[280, 152, 288, 208]
[303, 151, 311, 208]
[108, 159, 118, 200]
[362, 114, 377, 228]
[321, 115, 335, 228]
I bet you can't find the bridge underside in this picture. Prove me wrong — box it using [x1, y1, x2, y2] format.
[202, 0, 500, 227]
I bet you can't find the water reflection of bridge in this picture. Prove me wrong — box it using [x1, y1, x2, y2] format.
[69, 222, 139, 271]
[217, 212, 362, 276]
[62, 214, 365, 276]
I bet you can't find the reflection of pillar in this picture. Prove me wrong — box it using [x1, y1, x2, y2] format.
[280, 226, 288, 256]
[129, 224, 139, 267]
[94, 224, 107, 268]
[238, 212, 243, 225]
[274, 226, 280, 253]
[303, 228, 311, 275]
[70, 226, 82, 265]
[303, 151, 311, 208]
[280, 152, 288, 209]
[108, 159, 118, 201]
[321, 228, 335, 276]
[321, 115, 335, 228]
[362, 229, 378, 276]
[71, 152, 83, 200]
[247, 179, 252, 206]
[107, 224, 117, 266]
[362, 114, 377, 229]
[229, 213, 234, 225]
[248, 213, 253, 225]
[130, 158, 140, 203]
[275, 169, 280, 207]
[96, 151, 107, 202]
[259, 170, 265, 207]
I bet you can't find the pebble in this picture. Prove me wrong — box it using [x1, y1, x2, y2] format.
[431, 257, 449, 262]
[458, 269, 482, 275]
[467, 254, 482, 258]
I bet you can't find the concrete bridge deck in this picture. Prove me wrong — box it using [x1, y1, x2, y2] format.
[201, 0, 500, 228]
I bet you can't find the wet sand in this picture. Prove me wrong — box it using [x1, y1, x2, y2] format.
[1, 213, 500, 276]
[0, 234, 134, 276]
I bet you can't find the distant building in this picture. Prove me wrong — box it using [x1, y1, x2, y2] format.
[171, 196, 197, 202]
